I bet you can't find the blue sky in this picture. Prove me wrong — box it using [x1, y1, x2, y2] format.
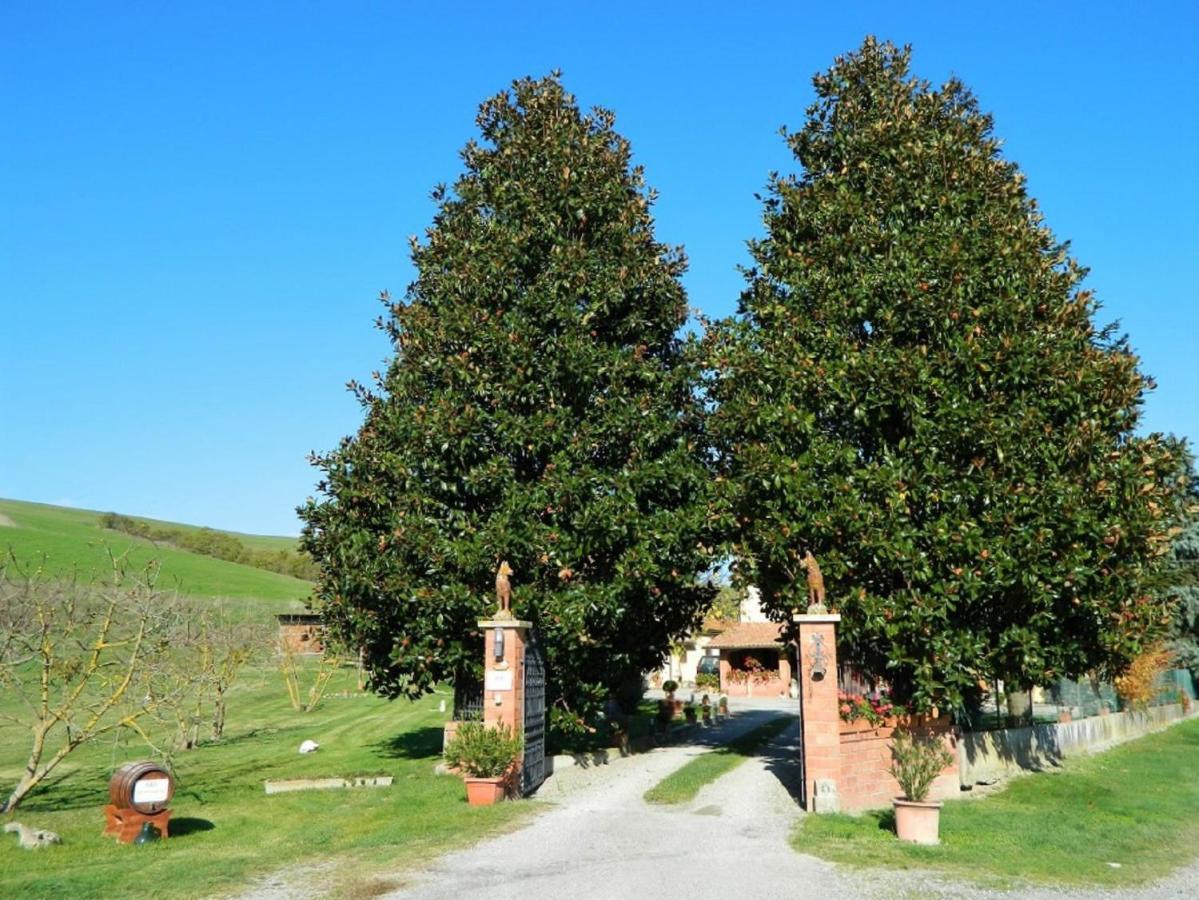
[2, 2, 1196, 536]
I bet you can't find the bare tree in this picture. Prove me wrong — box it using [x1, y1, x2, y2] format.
[200, 604, 262, 740]
[151, 600, 264, 751]
[0, 559, 180, 813]
[277, 637, 342, 713]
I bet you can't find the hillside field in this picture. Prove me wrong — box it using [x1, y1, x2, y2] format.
[0, 498, 311, 611]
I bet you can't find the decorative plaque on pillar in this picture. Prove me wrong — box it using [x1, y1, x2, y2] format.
[484, 670, 514, 691]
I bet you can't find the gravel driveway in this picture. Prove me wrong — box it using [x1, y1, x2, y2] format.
[384, 711, 862, 899]
[382, 710, 1199, 900]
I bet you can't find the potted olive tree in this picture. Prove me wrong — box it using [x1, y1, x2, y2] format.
[443, 722, 523, 806]
[889, 730, 954, 844]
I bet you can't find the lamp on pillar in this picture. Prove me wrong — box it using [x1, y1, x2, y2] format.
[493, 626, 505, 662]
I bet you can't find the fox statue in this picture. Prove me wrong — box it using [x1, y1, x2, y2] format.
[799, 551, 827, 613]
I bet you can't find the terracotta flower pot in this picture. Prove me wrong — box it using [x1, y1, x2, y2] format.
[464, 777, 506, 806]
[893, 798, 943, 844]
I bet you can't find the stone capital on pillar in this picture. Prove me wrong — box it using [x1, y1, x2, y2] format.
[477, 618, 532, 630]
[792, 613, 842, 625]
[794, 612, 842, 813]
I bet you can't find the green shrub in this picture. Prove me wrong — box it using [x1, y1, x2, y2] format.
[695, 673, 720, 691]
[443, 722, 523, 779]
[662, 679, 678, 695]
[889, 731, 954, 802]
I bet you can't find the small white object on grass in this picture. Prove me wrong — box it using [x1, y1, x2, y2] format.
[439, 699, 447, 713]
[5, 823, 61, 849]
[1107, 863, 1122, 869]
[298, 739, 320, 754]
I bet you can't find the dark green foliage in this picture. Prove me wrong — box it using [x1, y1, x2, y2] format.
[99, 513, 318, 580]
[1164, 453, 1199, 673]
[299, 75, 717, 732]
[704, 38, 1189, 709]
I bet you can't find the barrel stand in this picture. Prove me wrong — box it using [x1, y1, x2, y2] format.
[104, 805, 171, 843]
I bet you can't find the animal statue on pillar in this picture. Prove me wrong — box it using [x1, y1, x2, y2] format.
[799, 551, 827, 614]
[495, 561, 514, 619]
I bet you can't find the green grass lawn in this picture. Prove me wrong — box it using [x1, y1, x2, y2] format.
[0, 498, 310, 610]
[643, 715, 794, 804]
[793, 716, 1199, 889]
[0, 663, 531, 899]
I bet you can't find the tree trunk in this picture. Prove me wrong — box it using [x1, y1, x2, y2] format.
[212, 690, 226, 740]
[2, 771, 38, 814]
[4, 725, 49, 813]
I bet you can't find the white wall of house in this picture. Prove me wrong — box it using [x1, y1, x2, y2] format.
[649, 584, 766, 687]
[741, 586, 769, 623]
[655, 634, 718, 685]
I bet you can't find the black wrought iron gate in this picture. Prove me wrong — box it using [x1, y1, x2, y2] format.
[521, 630, 547, 795]
[794, 640, 808, 808]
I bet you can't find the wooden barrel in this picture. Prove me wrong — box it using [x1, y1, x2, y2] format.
[109, 761, 174, 815]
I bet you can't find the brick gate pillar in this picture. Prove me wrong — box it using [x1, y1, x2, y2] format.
[794, 613, 842, 813]
[477, 618, 530, 735]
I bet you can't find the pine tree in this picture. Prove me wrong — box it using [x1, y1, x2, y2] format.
[705, 39, 1189, 709]
[300, 75, 716, 731]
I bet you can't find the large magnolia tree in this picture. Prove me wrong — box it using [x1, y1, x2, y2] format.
[300, 75, 717, 730]
[704, 38, 1189, 709]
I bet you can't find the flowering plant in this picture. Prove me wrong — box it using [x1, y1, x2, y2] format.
[838, 690, 898, 726]
[727, 655, 775, 685]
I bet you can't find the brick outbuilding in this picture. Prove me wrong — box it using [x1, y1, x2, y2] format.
[707, 622, 794, 697]
[276, 613, 325, 655]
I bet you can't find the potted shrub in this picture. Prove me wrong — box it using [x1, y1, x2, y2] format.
[443, 722, 523, 806]
[889, 730, 954, 844]
[683, 702, 698, 724]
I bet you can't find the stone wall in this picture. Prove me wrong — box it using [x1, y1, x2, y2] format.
[838, 716, 958, 812]
[958, 703, 1193, 786]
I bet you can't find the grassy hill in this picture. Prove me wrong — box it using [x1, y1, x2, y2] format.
[0, 498, 311, 611]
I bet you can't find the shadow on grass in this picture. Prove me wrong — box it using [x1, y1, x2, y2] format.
[170, 817, 215, 838]
[17, 768, 110, 813]
[373, 726, 445, 760]
[874, 808, 896, 833]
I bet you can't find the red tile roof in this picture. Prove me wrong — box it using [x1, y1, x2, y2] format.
[707, 622, 787, 649]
